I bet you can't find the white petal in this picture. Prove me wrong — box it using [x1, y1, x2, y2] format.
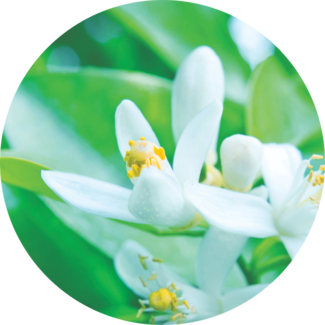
[172, 46, 225, 144]
[41, 170, 143, 223]
[114, 240, 175, 298]
[280, 234, 307, 259]
[115, 99, 175, 178]
[128, 167, 196, 227]
[184, 182, 278, 237]
[222, 284, 269, 313]
[173, 100, 223, 187]
[249, 185, 269, 200]
[115, 99, 160, 157]
[278, 201, 318, 236]
[261, 143, 302, 210]
[220, 135, 263, 193]
[196, 227, 247, 297]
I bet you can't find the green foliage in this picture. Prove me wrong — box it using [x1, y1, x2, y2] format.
[246, 52, 323, 153]
[1, 1, 323, 322]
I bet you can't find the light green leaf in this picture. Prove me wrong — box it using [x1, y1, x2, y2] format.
[246, 54, 322, 148]
[0, 150, 60, 200]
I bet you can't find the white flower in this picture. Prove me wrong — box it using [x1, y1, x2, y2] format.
[184, 143, 323, 258]
[114, 228, 267, 324]
[41, 98, 223, 229]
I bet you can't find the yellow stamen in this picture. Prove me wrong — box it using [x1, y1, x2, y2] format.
[307, 162, 313, 169]
[148, 273, 157, 281]
[139, 276, 147, 287]
[315, 174, 322, 185]
[136, 308, 145, 318]
[171, 283, 179, 291]
[154, 146, 166, 160]
[124, 138, 166, 179]
[310, 196, 316, 201]
[152, 257, 163, 263]
[139, 255, 148, 270]
[320, 165, 325, 171]
[183, 300, 190, 309]
[312, 154, 324, 160]
[308, 170, 314, 182]
[139, 299, 146, 309]
[127, 170, 134, 179]
[170, 313, 183, 321]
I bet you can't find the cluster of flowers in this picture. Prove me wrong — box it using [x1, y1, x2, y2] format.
[41, 46, 323, 323]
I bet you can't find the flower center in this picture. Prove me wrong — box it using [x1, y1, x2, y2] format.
[136, 255, 193, 323]
[149, 288, 177, 311]
[124, 137, 166, 179]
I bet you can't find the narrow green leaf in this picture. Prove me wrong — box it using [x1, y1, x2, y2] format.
[0, 151, 60, 200]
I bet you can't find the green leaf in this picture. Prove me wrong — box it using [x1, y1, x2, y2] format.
[2, 183, 139, 312]
[0, 151, 60, 200]
[110, 1, 251, 103]
[246, 54, 322, 148]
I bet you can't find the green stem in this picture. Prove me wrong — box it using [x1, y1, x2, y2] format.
[237, 255, 255, 285]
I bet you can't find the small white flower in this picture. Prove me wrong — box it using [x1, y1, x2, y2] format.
[184, 143, 323, 258]
[114, 228, 267, 324]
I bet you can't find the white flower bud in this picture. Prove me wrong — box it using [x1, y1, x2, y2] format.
[220, 135, 263, 192]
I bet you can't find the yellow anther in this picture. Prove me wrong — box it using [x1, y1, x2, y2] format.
[308, 170, 314, 182]
[320, 165, 325, 171]
[139, 276, 147, 287]
[170, 313, 183, 321]
[132, 164, 140, 177]
[127, 170, 134, 179]
[148, 273, 157, 281]
[315, 174, 322, 185]
[311, 154, 324, 160]
[307, 162, 313, 169]
[171, 283, 179, 291]
[136, 308, 145, 318]
[154, 146, 166, 160]
[150, 316, 155, 325]
[139, 299, 146, 309]
[124, 138, 166, 179]
[183, 300, 190, 309]
[139, 255, 148, 270]
[310, 196, 316, 201]
[191, 306, 196, 314]
[152, 257, 163, 263]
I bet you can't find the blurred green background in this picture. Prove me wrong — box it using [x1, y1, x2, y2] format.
[0, 1, 323, 322]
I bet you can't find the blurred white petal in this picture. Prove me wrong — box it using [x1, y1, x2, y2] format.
[261, 144, 302, 210]
[128, 167, 196, 227]
[280, 234, 307, 259]
[196, 227, 247, 297]
[41, 170, 142, 223]
[172, 46, 225, 144]
[173, 100, 223, 187]
[184, 182, 278, 237]
[249, 185, 268, 200]
[222, 284, 269, 312]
